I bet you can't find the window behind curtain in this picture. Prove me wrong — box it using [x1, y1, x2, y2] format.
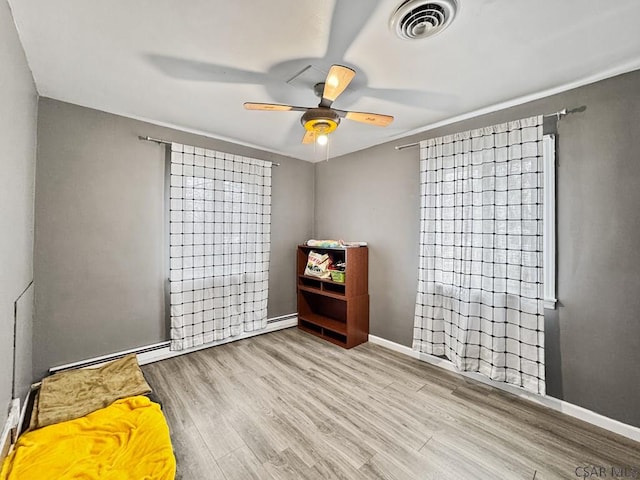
[168, 143, 272, 351]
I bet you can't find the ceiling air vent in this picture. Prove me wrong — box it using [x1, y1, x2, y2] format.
[390, 0, 458, 40]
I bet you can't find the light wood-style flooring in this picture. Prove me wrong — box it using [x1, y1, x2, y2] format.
[142, 328, 640, 480]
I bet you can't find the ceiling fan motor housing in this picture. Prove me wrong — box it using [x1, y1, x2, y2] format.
[301, 108, 340, 133]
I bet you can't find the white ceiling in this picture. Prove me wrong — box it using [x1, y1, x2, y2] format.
[9, 0, 640, 162]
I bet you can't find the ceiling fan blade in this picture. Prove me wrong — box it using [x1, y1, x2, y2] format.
[342, 111, 394, 127]
[244, 102, 307, 112]
[321, 65, 356, 106]
[146, 54, 268, 84]
[302, 130, 316, 144]
[325, 0, 383, 61]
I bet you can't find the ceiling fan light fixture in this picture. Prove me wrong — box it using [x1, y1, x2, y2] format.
[316, 133, 329, 146]
[301, 108, 340, 135]
[305, 120, 332, 146]
[390, 0, 458, 40]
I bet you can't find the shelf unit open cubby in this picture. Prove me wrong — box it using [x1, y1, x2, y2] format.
[296, 245, 369, 348]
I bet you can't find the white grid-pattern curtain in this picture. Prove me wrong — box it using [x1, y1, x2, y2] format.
[413, 115, 545, 394]
[169, 143, 271, 351]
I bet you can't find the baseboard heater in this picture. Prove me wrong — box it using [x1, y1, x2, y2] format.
[49, 313, 298, 374]
[266, 313, 297, 324]
[49, 342, 170, 374]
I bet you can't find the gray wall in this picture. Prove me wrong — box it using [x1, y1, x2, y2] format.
[315, 69, 640, 428]
[0, 0, 37, 419]
[34, 99, 314, 377]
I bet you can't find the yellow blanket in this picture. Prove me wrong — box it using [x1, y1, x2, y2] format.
[1, 396, 176, 480]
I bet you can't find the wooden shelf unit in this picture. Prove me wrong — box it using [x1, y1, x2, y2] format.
[296, 245, 369, 348]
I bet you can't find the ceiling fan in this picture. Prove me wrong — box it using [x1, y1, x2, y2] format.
[244, 65, 394, 145]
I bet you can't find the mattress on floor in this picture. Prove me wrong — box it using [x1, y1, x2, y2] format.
[0, 395, 176, 480]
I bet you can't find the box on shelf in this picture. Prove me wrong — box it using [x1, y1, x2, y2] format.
[330, 270, 345, 283]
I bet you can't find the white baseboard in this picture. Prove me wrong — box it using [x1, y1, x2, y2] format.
[368, 334, 640, 444]
[50, 316, 298, 372]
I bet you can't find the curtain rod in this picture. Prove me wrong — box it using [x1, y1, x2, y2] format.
[138, 136, 281, 166]
[394, 107, 579, 151]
